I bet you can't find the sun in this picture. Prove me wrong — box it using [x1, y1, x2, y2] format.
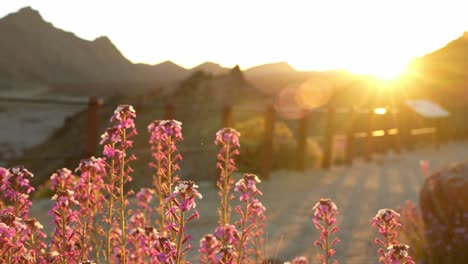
[347, 61, 409, 81]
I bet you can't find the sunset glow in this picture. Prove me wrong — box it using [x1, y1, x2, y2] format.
[1, 0, 467, 78]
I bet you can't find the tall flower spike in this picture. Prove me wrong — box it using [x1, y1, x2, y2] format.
[234, 173, 263, 264]
[148, 120, 183, 233]
[312, 198, 340, 264]
[100, 104, 137, 264]
[215, 128, 240, 227]
[49, 189, 80, 264]
[1, 166, 35, 218]
[250, 199, 266, 263]
[0, 212, 28, 263]
[166, 180, 202, 264]
[74, 157, 106, 262]
[372, 208, 402, 263]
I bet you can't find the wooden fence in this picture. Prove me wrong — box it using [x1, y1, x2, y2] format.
[0, 96, 446, 179]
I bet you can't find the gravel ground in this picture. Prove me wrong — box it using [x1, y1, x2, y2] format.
[29, 141, 468, 263]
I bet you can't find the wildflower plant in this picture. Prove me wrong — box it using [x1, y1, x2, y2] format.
[166, 180, 203, 264]
[372, 208, 402, 263]
[0, 212, 28, 263]
[312, 198, 340, 264]
[233, 173, 263, 264]
[148, 120, 183, 232]
[215, 127, 240, 227]
[100, 104, 137, 263]
[250, 199, 266, 263]
[49, 189, 80, 263]
[74, 157, 106, 262]
[1, 166, 35, 219]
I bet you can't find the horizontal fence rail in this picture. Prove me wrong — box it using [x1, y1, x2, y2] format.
[0, 96, 449, 179]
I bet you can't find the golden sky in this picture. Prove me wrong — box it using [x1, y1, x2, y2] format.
[2, 0, 468, 78]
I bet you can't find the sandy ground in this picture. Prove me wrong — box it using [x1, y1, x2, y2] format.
[29, 141, 468, 263]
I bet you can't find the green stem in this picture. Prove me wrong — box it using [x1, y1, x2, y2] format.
[105, 150, 116, 264]
[175, 210, 185, 264]
[61, 206, 68, 264]
[236, 200, 249, 264]
[222, 144, 231, 226]
[120, 130, 128, 264]
[156, 151, 166, 231]
[81, 174, 92, 260]
[324, 212, 329, 264]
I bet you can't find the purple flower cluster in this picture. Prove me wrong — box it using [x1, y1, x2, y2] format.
[373, 208, 402, 262]
[166, 180, 203, 263]
[386, 244, 415, 264]
[312, 199, 340, 264]
[100, 104, 138, 263]
[215, 127, 241, 227]
[49, 189, 80, 263]
[74, 157, 106, 262]
[148, 120, 183, 231]
[233, 173, 263, 264]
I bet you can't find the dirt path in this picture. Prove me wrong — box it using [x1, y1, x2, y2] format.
[29, 141, 468, 263]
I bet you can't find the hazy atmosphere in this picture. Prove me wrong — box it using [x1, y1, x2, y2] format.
[0, 1, 466, 264]
[3, 0, 468, 77]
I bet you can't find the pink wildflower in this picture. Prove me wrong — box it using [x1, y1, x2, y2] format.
[199, 234, 220, 264]
[234, 173, 263, 264]
[312, 198, 340, 264]
[148, 120, 183, 232]
[49, 189, 80, 263]
[386, 244, 415, 264]
[50, 168, 77, 192]
[100, 104, 138, 264]
[1, 166, 35, 218]
[166, 180, 202, 263]
[215, 127, 241, 226]
[74, 157, 106, 262]
[373, 208, 402, 263]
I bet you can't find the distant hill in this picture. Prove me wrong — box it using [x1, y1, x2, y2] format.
[190, 62, 229, 75]
[406, 32, 468, 105]
[244, 62, 297, 76]
[0, 7, 189, 91]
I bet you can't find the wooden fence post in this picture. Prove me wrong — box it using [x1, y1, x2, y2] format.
[394, 108, 402, 154]
[297, 110, 308, 171]
[165, 103, 175, 119]
[222, 104, 233, 128]
[261, 105, 275, 179]
[322, 104, 335, 169]
[365, 108, 374, 162]
[85, 96, 102, 158]
[345, 107, 356, 166]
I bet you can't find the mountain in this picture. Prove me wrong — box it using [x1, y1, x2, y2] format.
[172, 65, 262, 103]
[406, 32, 468, 105]
[244, 62, 297, 76]
[0, 7, 189, 93]
[190, 62, 229, 75]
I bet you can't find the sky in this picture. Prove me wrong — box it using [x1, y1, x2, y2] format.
[1, 0, 468, 78]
